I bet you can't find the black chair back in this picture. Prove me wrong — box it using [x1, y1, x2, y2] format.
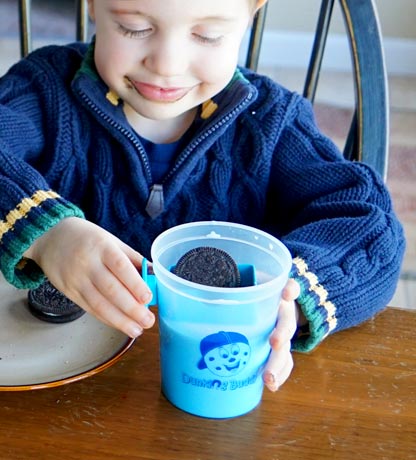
[245, 0, 389, 179]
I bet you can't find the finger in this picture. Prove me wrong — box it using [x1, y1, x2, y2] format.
[118, 241, 145, 268]
[269, 300, 298, 350]
[281, 278, 301, 302]
[263, 345, 294, 392]
[101, 245, 153, 305]
[89, 266, 155, 329]
[79, 281, 148, 339]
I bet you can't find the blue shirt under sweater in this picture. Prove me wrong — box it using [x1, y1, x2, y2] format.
[0, 42, 405, 352]
[141, 137, 180, 184]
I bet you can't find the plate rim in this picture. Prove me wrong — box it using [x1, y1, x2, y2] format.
[0, 336, 135, 391]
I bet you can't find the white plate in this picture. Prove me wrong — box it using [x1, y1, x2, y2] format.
[0, 276, 134, 390]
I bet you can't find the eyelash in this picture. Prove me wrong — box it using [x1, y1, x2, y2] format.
[192, 34, 223, 46]
[117, 23, 153, 39]
[117, 23, 222, 46]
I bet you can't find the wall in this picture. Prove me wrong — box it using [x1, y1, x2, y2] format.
[265, 0, 416, 39]
[258, 0, 416, 75]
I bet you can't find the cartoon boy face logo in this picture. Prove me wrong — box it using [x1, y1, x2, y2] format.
[197, 331, 251, 377]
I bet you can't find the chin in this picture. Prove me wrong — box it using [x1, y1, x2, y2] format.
[139, 109, 185, 121]
[139, 102, 198, 121]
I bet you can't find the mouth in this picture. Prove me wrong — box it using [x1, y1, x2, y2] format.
[225, 362, 240, 372]
[126, 78, 194, 103]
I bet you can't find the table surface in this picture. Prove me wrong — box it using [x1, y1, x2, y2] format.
[1, 305, 415, 460]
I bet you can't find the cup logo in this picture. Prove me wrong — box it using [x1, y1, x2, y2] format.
[197, 331, 251, 377]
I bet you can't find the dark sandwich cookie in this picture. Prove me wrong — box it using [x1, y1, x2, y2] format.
[28, 280, 86, 323]
[173, 246, 240, 288]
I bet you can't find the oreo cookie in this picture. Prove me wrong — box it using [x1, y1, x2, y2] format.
[173, 246, 240, 288]
[27, 280, 85, 323]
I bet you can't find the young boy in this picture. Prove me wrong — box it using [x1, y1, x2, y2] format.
[0, 0, 405, 391]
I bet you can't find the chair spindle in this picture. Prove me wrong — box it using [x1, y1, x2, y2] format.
[18, 0, 32, 58]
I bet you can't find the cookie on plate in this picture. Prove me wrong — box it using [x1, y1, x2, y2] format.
[28, 280, 86, 323]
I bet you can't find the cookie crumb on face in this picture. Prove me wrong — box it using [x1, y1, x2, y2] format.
[106, 89, 120, 106]
[201, 99, 218, 119]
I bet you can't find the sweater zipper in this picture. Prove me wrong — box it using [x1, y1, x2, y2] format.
[163, 92, 254, 183]
[79, 91, 153, 184]
[79, 88, 254, 217]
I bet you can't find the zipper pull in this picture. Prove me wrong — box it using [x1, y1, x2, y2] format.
[145, 184, 164, 219]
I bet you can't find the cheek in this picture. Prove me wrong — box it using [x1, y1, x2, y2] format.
[196, 48, 240, 85]
[95, 38, 136, 80]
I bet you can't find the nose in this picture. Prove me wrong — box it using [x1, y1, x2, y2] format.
[144, 33, 189, 78]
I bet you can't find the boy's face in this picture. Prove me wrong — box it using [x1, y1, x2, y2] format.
[88, 0, 263, 123]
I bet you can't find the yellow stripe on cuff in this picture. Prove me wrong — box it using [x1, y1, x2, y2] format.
[0, 190, 60, 240]
[293, 256, 338, 333]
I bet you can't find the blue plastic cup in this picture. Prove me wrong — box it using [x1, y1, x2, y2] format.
[143, 221, 292, 418]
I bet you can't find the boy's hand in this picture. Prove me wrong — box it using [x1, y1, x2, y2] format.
[263, 278, 302, 391]
[24, 217, 155, 339]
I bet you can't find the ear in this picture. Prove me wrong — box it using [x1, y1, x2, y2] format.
[87, 0, 95, 21]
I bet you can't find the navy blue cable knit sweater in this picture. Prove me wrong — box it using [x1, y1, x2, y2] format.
[0, 42, 405, 352]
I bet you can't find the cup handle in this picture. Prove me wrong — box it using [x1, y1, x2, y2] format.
[141, 258, 158, 306]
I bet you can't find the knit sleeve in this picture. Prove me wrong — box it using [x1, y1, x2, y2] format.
[266, 97, 405, 353]
[0, 53, 85, 289]
[0, 190, 84, 289]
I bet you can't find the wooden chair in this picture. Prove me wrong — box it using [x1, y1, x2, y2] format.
[246, 0, 389, 180]
[18, 0, 389, 179]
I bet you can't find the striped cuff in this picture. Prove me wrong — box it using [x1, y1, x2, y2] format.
[290, 256, 338, 352]
[0, 190, 85, 289]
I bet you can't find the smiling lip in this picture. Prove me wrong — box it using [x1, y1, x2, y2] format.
[130, 80, 193, 102]
[225, 362, 240, 371]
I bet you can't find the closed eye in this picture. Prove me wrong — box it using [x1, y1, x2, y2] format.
[117, 23, 153, 39]
[192, 33, 223, 46]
